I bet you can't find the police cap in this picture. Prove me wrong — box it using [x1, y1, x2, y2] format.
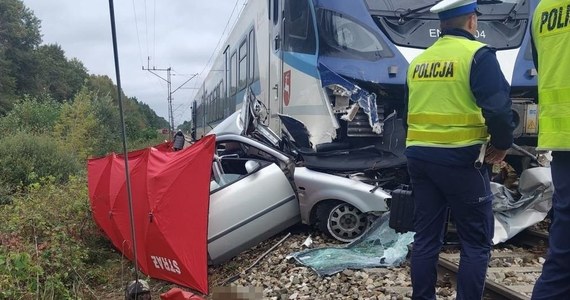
[430, 0, 481, 20]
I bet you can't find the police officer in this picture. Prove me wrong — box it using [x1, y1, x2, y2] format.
[530, 1, 570, 299]
[405, 0, 514, 299]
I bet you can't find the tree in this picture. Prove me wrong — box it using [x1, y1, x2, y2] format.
[136, 100, 169, 130]
[34, 44, 88, 101]
[54, 86, 114, 159]
[86, 75, 167, 144]
[0, 0, 42, 97]
[0, 50, 16, 114]
[0, 95, 61, 135]
[177, 120, 193, 134]
[0, 0, 42, 113]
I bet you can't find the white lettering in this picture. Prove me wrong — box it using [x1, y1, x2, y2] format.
[172, 260, 181, 274]
[155, 256, 164, 269]
[161, 257, 171, 272]
[150, 255, 181, 274]
[151, 256, 160, 269]
[429, 28, 440, 38]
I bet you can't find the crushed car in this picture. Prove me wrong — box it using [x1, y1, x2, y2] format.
[195, 85, 551, 266]
[207, 88, 409, 251]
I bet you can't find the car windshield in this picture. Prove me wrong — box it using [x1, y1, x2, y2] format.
[366, 0, 528, 49]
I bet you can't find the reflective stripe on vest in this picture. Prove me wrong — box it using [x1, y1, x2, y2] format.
[406, 36, 487, 147]
[532, 0, 570, 151]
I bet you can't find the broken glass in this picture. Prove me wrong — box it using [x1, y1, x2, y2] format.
[288, 213, 414, 276]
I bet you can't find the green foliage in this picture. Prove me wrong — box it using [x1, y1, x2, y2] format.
[177, 120, 193, 136]
[0, 51, 16, 115]
[33, 45, 89, 101]
[0, 131, 81, 193]
[0, 0, 41, 51]
[0, 176, 122, 299]
[138, 101, 170, 129]
[54, 87, 102, 159]
[0, 0, 42, 97]
[0, 2, 177, 296]
[0, 0, 41, 113]
[0, 0, 89, 104]
[0, 95, 61, 135]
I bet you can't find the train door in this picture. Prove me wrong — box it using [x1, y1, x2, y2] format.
[268, 0, 283, 133]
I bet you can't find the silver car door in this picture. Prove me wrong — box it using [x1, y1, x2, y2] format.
[207, 157, 299, 265]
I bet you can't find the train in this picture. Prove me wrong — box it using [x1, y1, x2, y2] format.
[192, 0, 540, 172]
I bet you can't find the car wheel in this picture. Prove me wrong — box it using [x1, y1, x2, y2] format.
[317, 202, 369, 243]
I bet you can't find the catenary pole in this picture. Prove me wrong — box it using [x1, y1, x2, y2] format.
[107, 0, 140, 283]
[142, 58, 174, 137]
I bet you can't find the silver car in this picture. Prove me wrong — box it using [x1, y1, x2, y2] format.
[207, 89, 408, 264]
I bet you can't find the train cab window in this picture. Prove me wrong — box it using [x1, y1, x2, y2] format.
[369, 0, 528, 50]
[238, 40, 247, 90]
[283, 0, 316, 54]
[230, 51, 237, 95]
[318, 9, 392, 61]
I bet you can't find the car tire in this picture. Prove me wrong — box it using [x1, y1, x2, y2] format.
[317, 201, 369, 243]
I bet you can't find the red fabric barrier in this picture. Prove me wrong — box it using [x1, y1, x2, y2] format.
[88, 135, 215, 294]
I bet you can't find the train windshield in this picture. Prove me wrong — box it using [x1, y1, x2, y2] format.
[366, 0, 529, 49]
[317, 9, 393, 61]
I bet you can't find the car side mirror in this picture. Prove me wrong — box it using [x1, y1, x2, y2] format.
[245, 160, 261, 174]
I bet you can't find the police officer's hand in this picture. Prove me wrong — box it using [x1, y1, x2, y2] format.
[485, 145, 508, 164]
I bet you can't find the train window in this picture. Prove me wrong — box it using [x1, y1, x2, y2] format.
[248, 29, 256, 84]
[272, 0, 279, 25]
[225, 50, 230, 98]
[238, 40, 247, 90]
[283, 0, 316, 54]
[219, 81, 227, 117]
[206, 95, 210, 123]
[318, 9, 392, 61]
[230, 51, 237, 95]
[209, 94, 214, 123]
[218, 83, 223, 119]
[215, 86, 220, 120]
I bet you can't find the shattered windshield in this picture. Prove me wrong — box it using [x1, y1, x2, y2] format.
[366, 0, 528, 49]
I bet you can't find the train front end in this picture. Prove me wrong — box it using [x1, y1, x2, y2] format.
[308, 0, 539, 170]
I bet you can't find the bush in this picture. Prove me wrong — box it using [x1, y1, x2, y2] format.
[0, 95, 61, 135]
[0, 176, 120, 299]
[0, 131, 81, 192]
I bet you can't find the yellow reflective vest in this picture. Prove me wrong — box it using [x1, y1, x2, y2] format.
[406, 35, 488, 148]
[532, 0, 570, 151]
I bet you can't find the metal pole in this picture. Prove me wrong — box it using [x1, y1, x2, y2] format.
[107, 0, 140, 282]
[167, 68, 174, 135]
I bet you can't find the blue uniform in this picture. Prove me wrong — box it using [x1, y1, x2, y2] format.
[405, 28, 513, 300]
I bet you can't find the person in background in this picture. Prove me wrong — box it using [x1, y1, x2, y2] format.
[173, 130, 185, 151]
[530, 1, 570, 299]
[404, 0, 514, 298]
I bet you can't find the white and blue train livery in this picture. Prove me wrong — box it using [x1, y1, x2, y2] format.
[192, 0, 539, 163]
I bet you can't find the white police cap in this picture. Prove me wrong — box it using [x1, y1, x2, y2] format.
[430, 0, 481, 20]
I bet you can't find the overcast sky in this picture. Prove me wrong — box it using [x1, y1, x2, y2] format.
[23, 0, 246, 126]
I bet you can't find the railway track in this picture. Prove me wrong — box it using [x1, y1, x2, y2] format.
[509, 228, 549, 249]
[437, 229, 549, 300]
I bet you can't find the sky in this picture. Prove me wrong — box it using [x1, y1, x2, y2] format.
[23, 0, 247, 126]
